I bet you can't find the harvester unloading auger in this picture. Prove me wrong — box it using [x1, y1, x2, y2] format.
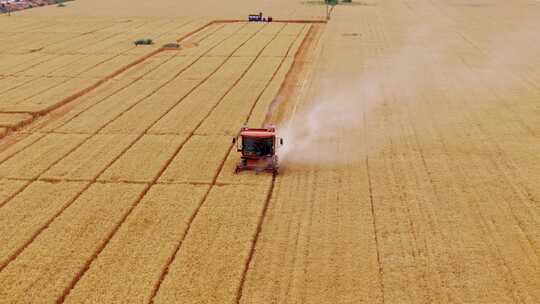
[233, 125, 283, 174]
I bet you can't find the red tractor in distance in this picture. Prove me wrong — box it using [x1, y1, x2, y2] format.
[233, 125, 283, 174]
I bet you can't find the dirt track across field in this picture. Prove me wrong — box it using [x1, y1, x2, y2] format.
[0, 0, 539, 303]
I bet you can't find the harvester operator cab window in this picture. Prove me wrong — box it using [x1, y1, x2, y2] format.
[242, 137, 274, 156]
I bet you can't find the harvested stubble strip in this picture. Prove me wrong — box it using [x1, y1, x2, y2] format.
[98, 134, 187, 183]
[420, 92, 539, 300]
[64, 184, 209, 304]
[41, 134, 139, 181]
[247, 57, 294, 127]
[239, 166, 383, 303]
[152, 183, 272, 304]
[0, 182, 146, 303]
[375, 107, 479, 302]
[287, 25, 312, 57]
[0, 133, 88, 179]
[395, 121, 527, 301]
[0, 180, 87, 269]
[159, 135, 232, 184]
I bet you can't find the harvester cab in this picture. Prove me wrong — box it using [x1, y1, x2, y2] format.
[233, 125, 283, 174]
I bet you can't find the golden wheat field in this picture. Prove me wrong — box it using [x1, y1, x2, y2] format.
[0, 0, 539, 303]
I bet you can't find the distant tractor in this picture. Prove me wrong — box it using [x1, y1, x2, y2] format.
[248, 12, 273, 22]
[233, 125, 283, 174]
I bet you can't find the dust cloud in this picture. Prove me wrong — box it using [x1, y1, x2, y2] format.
[275, 7, 539, 167]
[276, 24, 436, 166]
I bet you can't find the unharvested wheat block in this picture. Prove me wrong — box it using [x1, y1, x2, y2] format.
[98, 134, 187, 183]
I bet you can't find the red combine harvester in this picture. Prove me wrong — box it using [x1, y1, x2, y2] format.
[233, 125, 283, 174]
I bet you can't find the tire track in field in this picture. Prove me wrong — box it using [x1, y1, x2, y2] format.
[429, 1, 540, 133]
[446, 67, 539, 256]
[364, 106, 387, 304]
[59, 23, 279, 303]
[0, 22, 226, 168]
[384, 91, 434, 301]
[0, 23, 250, 273]
[432, 72, 538, 300]
[411, 85, 525, 302]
